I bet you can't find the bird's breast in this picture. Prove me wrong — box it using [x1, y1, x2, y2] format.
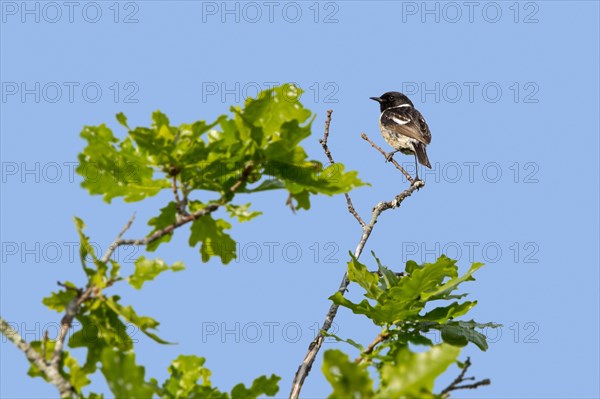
[379, 125, 417, 153]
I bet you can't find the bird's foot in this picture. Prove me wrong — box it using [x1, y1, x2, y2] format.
[384, 152, 395, 162]
[411, 178, 425, 190]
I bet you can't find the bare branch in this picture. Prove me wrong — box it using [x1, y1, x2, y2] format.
[1, 317, 73, 398]
[319, 109, 335, 164]
[440, 357, 491, 397]
[289, 112, 426, 399]
[318, 110, 365, 227]
[361, 132, 414, 184]
[101, 213, 137, 263]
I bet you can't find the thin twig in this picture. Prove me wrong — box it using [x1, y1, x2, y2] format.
[289, 113, 426, 399]
[361, 132, 414, 184]
[101, 213, 137, 263]
[319, 110, 335, 164]
[230, 162, 254, 193]
[172, 175, 186, 215]
[1, 317, 73, 398]
[355, 330, 390, 363]
[440, 357, 491, 397]
[41, 329, 49, 361]
[318, 110, 365, 227]
[118, 205, 219, 246]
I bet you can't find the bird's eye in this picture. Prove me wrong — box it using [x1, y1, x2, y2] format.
[389, 96, 394, 101]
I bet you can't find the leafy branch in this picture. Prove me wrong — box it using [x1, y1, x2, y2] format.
[290, 110, 425, 399]
[1, 85, 365, 398]
[1, 85, 498, 399]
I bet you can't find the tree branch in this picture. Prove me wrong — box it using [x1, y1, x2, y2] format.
[355, 330, 390, 363]
[118, 204, 220, 246]
[289, 112, 425, 399]
[361, 132, 414, 184]
[1, 317, 74, 398]
[440, 357, 491, 397]
[2, 155, 254, 398]
[172, 175, 187, 216]
[50, 213, 138, 379]
[318, 110, 365, 227]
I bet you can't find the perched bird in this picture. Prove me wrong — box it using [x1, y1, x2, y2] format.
[370, 92, 431, 180]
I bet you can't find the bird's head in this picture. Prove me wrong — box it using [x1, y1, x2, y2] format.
[370, 91, 414, 112]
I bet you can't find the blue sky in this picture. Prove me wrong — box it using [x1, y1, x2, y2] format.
[1, 1, 599, 398]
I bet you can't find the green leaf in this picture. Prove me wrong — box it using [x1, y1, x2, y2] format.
[373, 251, 400, 290]
[347, 255, 381, 300]
[376, 344, 460, 398]
[238, 84, 311, 135]
[69, 299, 133, 372]
[42, 287, 77, 312]
[160, 355, 215, 398]
[189, 214, 236, 264]
[322, 349, 374, 399]
[321, 331, 365, 352]
[422, 261, 485, 301]
[390, 256, 458, 302]
[434, 320, 501, 351]
[268, 162, 366, 197]
[63, 351, 91, 392]
[73, 216, 96, 276]
[240, 179, 285, 193]
[422, 301, 477, 323]
[230, 375, 281, 399]
[225, 203, 262, 222]
[109, 259, 121, 281]
[405, 260, 420, 275]
[116, 112, 129, 129]
[146, 202, 178, 252]
[77, 123, 169, 203]
[100, 348, 154, 398]
[104, 295, 172, 344]
[128, 256, 185, 289]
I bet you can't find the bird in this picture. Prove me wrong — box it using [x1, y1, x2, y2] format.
[370, 91, 431, 181]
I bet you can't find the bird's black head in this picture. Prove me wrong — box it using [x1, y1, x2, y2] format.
[370, 91, 414, 112]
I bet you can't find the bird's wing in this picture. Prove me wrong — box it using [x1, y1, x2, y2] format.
[381, 107, 431, 145]
[414, 109, 431, 144]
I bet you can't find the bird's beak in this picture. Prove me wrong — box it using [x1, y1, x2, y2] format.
[370, 96, 383, 103]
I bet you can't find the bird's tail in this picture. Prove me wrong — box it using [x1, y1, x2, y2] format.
[414, 143, 431, 169]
